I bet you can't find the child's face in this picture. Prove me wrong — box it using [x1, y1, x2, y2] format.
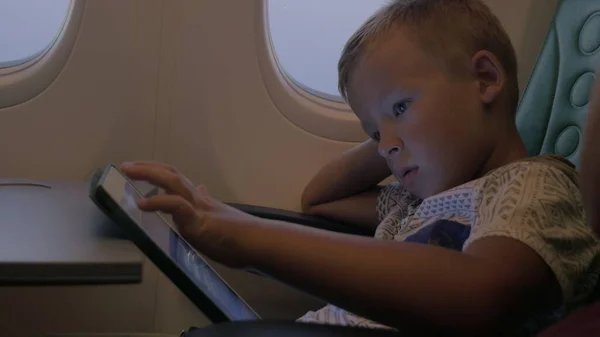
[347, 32, 495, 199]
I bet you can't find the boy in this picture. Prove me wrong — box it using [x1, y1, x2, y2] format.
[121, 0, 600, 336]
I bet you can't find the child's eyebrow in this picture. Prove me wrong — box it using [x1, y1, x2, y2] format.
[380, 89, 409, 108]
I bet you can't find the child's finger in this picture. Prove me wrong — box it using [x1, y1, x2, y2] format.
[123, 165, 195, 203]
[120, 161, 178, 173]
[196, 184, 209, 194]
[138, 194, 199, 228]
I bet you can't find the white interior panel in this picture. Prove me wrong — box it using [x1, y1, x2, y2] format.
[0, 1, 163, 336]
[0, 0, 161, 181]
[161, 0, 355, 211]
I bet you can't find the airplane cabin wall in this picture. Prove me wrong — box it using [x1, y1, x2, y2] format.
[0, 0, 559, 336]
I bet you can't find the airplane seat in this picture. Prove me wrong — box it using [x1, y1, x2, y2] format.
[515, 0, 599, 168]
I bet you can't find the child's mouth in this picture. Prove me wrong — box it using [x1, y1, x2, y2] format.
[399, 167, 419, 186]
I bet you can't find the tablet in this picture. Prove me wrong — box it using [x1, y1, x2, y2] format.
[89, 164, 260, 323]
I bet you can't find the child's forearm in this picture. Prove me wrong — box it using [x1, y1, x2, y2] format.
[301, 139, 391, 211]
[239, 218, 549, 336]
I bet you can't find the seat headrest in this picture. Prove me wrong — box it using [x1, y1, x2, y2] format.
[517, 0, 600, 169]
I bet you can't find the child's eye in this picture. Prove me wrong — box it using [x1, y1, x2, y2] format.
[393, 100, 411, 117]
[372, 131, 380, 142]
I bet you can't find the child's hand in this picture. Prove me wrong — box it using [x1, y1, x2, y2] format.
[301, 139, 391, 229]
[120, 161, 256, 268]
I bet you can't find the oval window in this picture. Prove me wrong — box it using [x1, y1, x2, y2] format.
[267, 0, 388, 101]
[0, 0, 71, 68]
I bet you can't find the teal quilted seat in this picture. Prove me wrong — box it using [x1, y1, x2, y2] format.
[517, 0, 600, 168]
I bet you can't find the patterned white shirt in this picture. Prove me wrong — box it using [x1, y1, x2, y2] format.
[297, 155, 600, 336]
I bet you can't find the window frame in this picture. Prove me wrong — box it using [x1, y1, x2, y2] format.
[256, 0, 367, 142]
[0, 0, 85, 108]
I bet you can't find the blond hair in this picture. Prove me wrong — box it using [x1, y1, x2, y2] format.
[338, 0, 519, 111]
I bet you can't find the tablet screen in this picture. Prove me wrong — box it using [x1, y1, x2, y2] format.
[102, 166, 258, 321]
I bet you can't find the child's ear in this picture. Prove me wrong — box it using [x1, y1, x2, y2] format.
[471, 50, 505, 106]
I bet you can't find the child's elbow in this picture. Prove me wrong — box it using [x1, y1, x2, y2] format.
[300, 197, 311, 214]
[387, 294, 516, 337]
[300, 189, 320, 214]
[301, 201, 323, 216]
[438, 299, 512, 337]
[456, 284, 535, 336]
[463, 304, 511, 337]
[412, 280, 531, 336]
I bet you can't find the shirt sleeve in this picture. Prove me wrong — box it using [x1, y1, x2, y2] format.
[376, 182, 421, 222]
[464, 161, 600, 305]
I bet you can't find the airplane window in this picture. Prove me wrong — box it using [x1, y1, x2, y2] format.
[267, 0, 388, 102]
[0, 0, 71, 68]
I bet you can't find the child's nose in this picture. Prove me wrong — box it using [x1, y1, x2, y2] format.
[378, 134, 404, 158]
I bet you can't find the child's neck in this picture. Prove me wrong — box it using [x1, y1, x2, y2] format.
[476, 126, 528, 179]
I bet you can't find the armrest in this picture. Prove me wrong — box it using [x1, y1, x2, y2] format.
[184, 321, 398, 337]
[141, 186, 375, 236]
[227, 203, 375, 237]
